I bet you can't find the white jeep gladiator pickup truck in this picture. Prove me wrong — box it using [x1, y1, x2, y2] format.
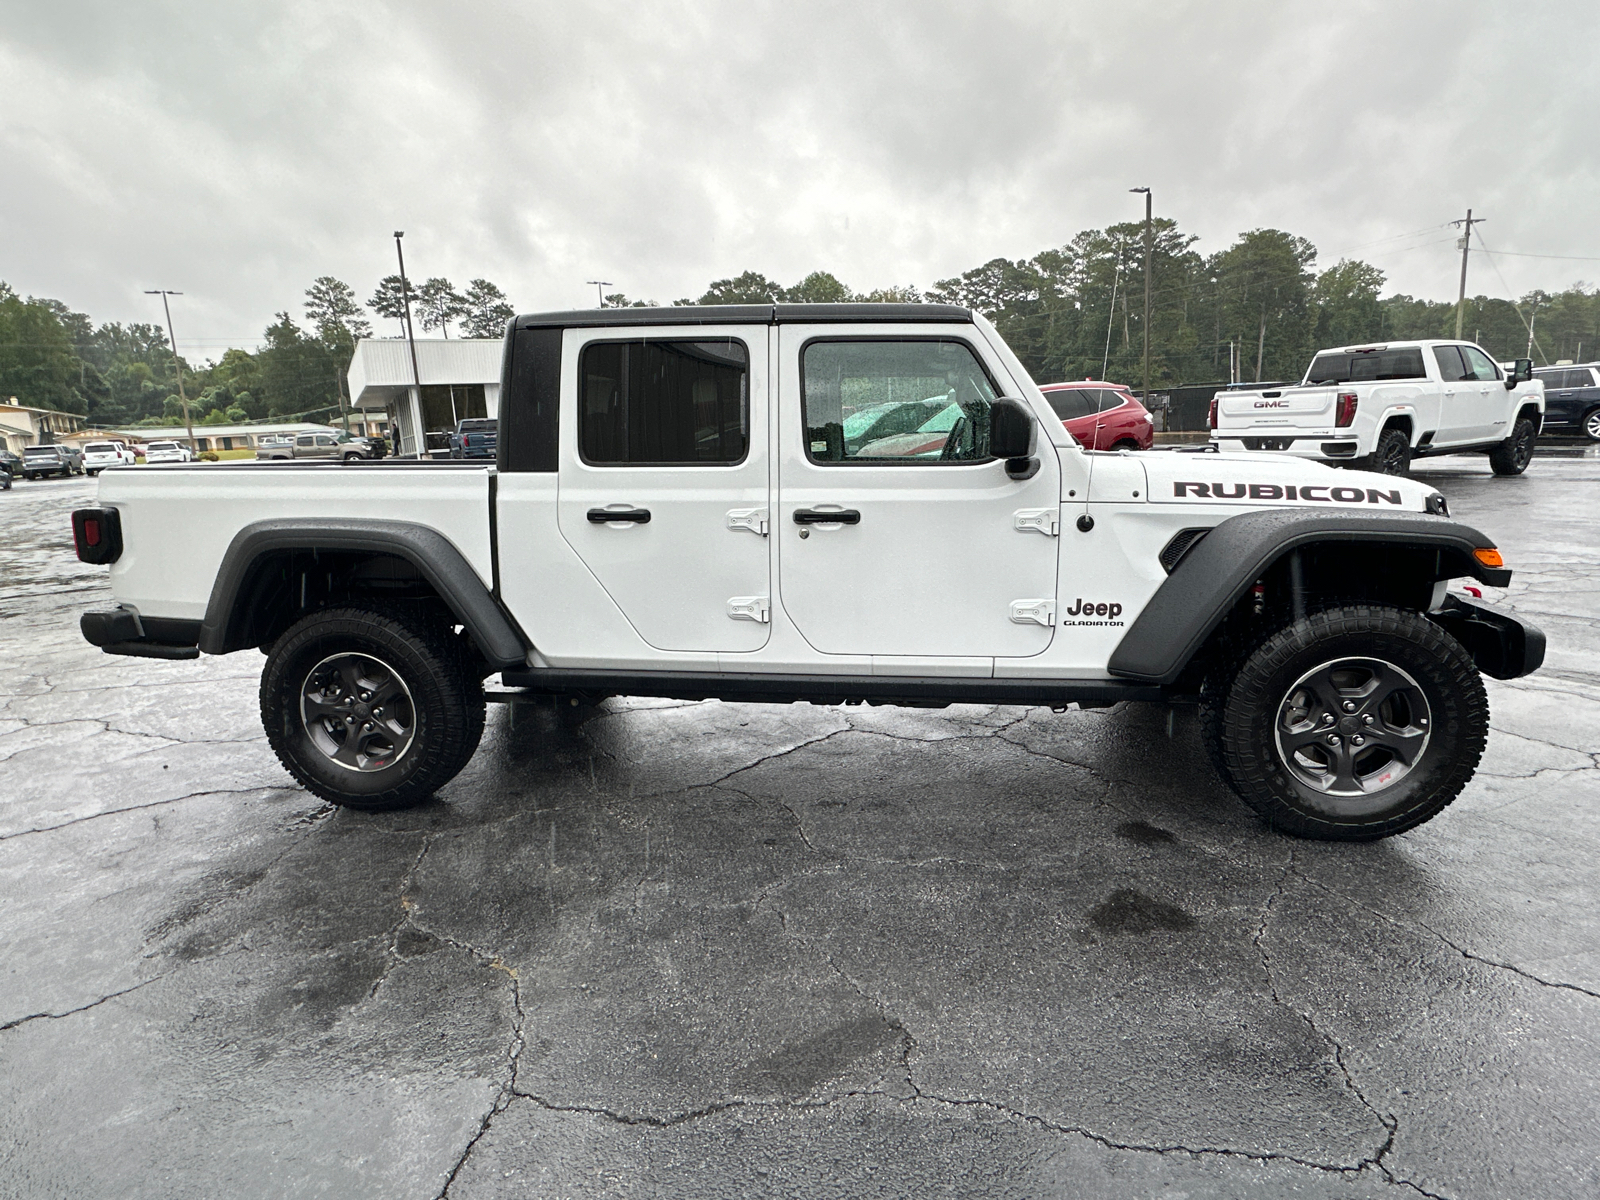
[71, 305, 1544, 841]
[1211, 340, 1544, 476]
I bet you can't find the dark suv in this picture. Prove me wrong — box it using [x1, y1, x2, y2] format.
[1533, 363, 1600, 441]
[21, 444, 84, 479]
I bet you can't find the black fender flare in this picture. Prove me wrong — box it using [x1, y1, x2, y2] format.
[198, 518, 528, 669]
[1107, 508, 1515, 685]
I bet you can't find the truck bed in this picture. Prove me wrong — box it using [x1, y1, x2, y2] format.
[97, 461, 496, 623]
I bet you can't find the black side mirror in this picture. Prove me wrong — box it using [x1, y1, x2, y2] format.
[990, 398, 1034, 458]
[1506, 358, 1533, 389]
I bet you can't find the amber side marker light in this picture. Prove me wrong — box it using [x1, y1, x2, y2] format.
[1474, 548, 1505, 568]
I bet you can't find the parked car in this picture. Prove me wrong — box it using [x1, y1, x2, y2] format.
[448, 418, 499, 459]
[74, 303, 1542, 842]
[1212, 340, 1543, 476]
[81, 440, 137, 475]
[1040, 381, 1155, 450]
[0, 448, 21, 479]
[257, 430, 385, 461]
[143, 441, 195, 464]
[21, 444, 84, 478]
[1531, 363, 1600, 441]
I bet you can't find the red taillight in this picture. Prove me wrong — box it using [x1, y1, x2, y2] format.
[72, 507, 122, 564]
[1335, 391, 1358, 427]
[1208, 397, 1219, 428]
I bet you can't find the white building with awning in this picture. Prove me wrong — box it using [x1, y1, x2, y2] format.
[346, 337, 502, 457]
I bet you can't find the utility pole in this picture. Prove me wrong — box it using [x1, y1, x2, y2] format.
[1130, 188, 1152, 401]
[587, 281, 612, 308]
[145, 290, 196, 453]
[1526, 300, 1540, 360]
[394, 232, 425, 457]
[1450, 209, 1485, 341]
[1101, 244, 1123, 380]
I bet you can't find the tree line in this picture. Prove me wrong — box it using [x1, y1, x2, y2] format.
[612, 222, 1600, 389]
[0, 275, 514, 428]
[3, 219, 1597, 428]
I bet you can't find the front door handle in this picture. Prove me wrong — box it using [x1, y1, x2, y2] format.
[587, 507, 651, 524]
[793, 508, 861, 525]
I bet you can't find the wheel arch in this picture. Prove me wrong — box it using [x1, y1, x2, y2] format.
[1515, 402, 1543, 433]
[1107, 509, 1517, 687]
[198, 519, 528, 669]
[1378, 413, 1415, 443]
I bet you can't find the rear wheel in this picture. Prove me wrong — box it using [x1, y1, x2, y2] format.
[1211, 605, 1487, 840]
[1489, 416, 1536, 476]
[1359, 427, 1411, 475]
[1581, 408, 1600, 442]
[260, 605, 485, 810]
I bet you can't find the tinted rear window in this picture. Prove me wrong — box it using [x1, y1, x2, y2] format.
[23, 447, 59, 456]
[1044, 389, 1100, 420]
[580, 339, 748, 465]
[85, 442, 117, 452]
[458, 419, 497, 433]
[1305, 348, 1427, 384]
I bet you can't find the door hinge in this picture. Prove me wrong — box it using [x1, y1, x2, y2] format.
[727, 595, 771, 623]
[1013, 508, 1059, 536]
[726, 508, 769, 536]
[1009, 599, 1056, 626]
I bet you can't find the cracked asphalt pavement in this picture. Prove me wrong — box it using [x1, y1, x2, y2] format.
[2, 450, 1598, 1199]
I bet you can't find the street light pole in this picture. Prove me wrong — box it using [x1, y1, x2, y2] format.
[1130, 188, 1152, 403]
[145, 290, 196, 453]
[586, 281, 613, 308]
[395, 232, 425, 458]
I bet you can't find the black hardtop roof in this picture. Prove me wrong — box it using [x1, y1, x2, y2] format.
[514, 303, 973, 331]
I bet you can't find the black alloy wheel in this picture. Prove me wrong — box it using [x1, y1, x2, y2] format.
[1582, 408, 1600, 442]
[261, 604, 485, 810]
[1203, 604, 1487, 840]
[1364, 427, 1411, 476]
[1489, 417, 1537, 476]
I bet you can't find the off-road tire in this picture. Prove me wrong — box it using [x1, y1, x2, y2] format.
[1583, 408, 1600, 442]
[1358, 427, 1411, 476]
[1217, 605, 1487, 841]
[260, 604, 485, 810]
[1489, 417, 1536, 476]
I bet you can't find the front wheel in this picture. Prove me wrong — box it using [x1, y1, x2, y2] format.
[260, 605, 485, 810]
[1206, 605, 1487, 840]
[1489, 416, 1536, 476]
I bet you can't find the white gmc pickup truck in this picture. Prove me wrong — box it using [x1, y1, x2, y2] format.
[71, 305, 1544, 841]
[1212, 340, 1544, 476]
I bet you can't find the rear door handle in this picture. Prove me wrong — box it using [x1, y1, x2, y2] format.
[793, 508, 861, 525]
[587, 507, 651, 524]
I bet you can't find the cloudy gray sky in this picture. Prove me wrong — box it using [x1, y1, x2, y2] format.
[2, 0, 1597, 356]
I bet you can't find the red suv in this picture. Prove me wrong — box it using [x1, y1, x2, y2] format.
[1039, 381, 1154, 450]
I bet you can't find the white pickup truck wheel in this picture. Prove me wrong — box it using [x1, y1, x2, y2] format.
[260, 605, 485, 810]
[1488, 417, 1537, 476]
[1212, 605, 1487, 841]
[1360, 427, 1412, 476]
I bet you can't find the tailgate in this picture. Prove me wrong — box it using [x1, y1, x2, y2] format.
[1216, 385, 1335, 430]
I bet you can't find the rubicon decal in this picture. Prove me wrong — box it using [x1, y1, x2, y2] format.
[1173, 482, 1404, 505]
[1062, 598, 1124, 627]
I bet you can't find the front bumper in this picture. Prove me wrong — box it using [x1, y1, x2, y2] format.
[1430, 594, 1546, 680]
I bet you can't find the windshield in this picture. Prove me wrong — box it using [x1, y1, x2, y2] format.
[1305, 347, 1427, 384]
